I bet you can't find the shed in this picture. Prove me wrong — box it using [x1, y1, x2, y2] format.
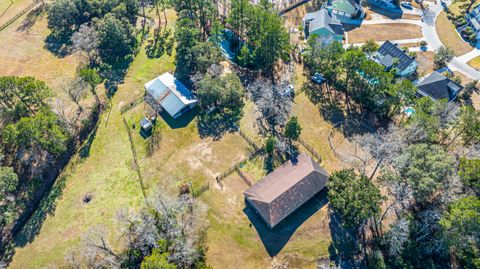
[244, 153, 329, 228]
[145, 72, 197, 118]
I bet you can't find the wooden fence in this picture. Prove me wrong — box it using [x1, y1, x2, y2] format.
[238, 129, 260, 151]
[192, 182, 210, 198]
[216, 149, 263, 183]
[0, 0, 43, 32]
[298, 137, 322, 164]
[120, 95, 145, 114]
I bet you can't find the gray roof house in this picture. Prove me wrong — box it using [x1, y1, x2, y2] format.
[303, 9, 344, 42]
[144, 72, 197, 119]
[375, 40, 417, 77]
[244, 153, 329, 228]
[416, 71, 464, 102]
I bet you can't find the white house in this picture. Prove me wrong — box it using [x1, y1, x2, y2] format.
[374, 40, 417, 77]
[144, 72, 198, 119]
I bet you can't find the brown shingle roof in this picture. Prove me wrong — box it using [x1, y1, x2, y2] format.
[244, 153, 329, 228]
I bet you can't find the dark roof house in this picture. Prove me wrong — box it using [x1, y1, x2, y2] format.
[303, 9, 344, 41]
[244, 153, 329, 228]
[376, 40, 417, 76]
[416, 71, 464, 102]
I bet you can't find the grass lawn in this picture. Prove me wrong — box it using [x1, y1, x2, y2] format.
[448, 0, 479, 16]
[467, 56, 480, 70]
[436, 11, 473, 56]
[345, 23, 422, 44]
[0, 0, 34, 26]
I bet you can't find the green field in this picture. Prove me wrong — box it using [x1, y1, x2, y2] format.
[3, 6, 356, 268]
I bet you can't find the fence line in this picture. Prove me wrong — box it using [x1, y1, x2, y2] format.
[192, 182, 210, 198]
[122, 117, 148, 203]
[120, 95, 145, 114]
[237, 169, 252, 187]
[216, 149, 263, 183]
[0, 0, 43, 32]
[238, 129, 260, 151]
[298, 137, 322, 164]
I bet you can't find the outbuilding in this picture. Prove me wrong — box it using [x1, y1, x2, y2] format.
[145, 72, 198, 119]
[244, 153, 329, 228]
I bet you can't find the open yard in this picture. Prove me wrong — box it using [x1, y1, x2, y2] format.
[436, 11, 473, 56]
[0, 0, 36, 26]
[345, 23, 422, 44]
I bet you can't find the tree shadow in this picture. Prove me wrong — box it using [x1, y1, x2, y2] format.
[328, 210, 362, 267]
[16, 4, 46, 33]
[100, 56, 135, 95]
[243, 189, 328, 257]
[13, 171, 68, 248]
[367, 5, 403, 19]
[197, 110, 242, 140]
[79, 122, 100, 159]
[44, 34, 71, 58]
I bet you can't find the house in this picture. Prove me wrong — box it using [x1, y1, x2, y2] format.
[416, 71, 464, 102]
[144, 72, 198, 119]
[302, 9, 344, 42]
[367, 0, 398, 10]
[375, 40, 417, 77]
[326, 0, 364, 22]
[466, 5, 480, 40]
[244, 153, 329, 228]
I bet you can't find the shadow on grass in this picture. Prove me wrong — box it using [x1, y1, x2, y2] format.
[44, 34, 71, 58]
[328, 211, 361, 267]
[16, 4, 46, 33]
[367, 5, 403, 19]
[243, 189, 328, 257]
[197, 110, 242, 140]
[79, 122, 100, 159]
[158, 107, 197, 130]
[13, 171, 69, 248]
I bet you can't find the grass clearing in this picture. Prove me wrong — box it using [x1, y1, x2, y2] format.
[0, 0, 34, 26]
[345, 23, 422, 44]
[436, 11, 473, 56]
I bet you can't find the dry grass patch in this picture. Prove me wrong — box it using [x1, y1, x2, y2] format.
[0, 0, 34, 26]
[467, 56, 480, 70]
[416, 51, 435, 77]
[346, 23, 422, 43]
[436, 11, 473, 56]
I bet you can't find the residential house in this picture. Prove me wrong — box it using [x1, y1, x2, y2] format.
[367, 0, 398, 10]
[466, 5, 480, 40]
[302, 9, 344, 42]
[326, 0, 364, 22]
[375, 40, 417, 77]
[244, 153, 329, 228]
[144, 72, 198, 118]
[416, 71, 464, 102]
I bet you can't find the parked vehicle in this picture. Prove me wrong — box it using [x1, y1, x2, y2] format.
[280, 84, 295, 97]
[401, 1, 412, 9]
[311, 73, 326, 84]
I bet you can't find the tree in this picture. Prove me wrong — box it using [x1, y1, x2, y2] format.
[328, 169, 384, 229]
[389, 143, 454, 204]
[440, 196, 480, 268]
[265, 136, 276, 156]
[459, 157, 480, 194]
[94, 14, 136, 62]
[61, 77, 88, 111]
[434, 46, 454, 69]
[2, 110, 70, 155]
[174, 13, 201, 82]
[197, 73, 245, 116]
[0, 166, 18, 225]
[141, 248, 177, 269]
[284, 116, 301, 141]
[71, 23, 99, 64]
[47, 0, 82, 37]
[361, 39, 379, 53]
[79, 68, 102, 105]
[419, 40, 428, 48]
[0, 76, 53, 121]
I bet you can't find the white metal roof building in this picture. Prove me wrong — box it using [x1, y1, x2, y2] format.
[145, 72, 197, 118]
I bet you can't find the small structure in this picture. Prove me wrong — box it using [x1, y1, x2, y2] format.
[326, 0, 364, 22]
[145, 72, 197, 119]
[466, 5, 480, 40]
[302, 9, 344, 41]
[367, 0, 398, 10]
[374, 40, 417, 77]
[416, 71, 464, 102]
[140, 118, 153, 132]
[244, 153, 329, 228]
